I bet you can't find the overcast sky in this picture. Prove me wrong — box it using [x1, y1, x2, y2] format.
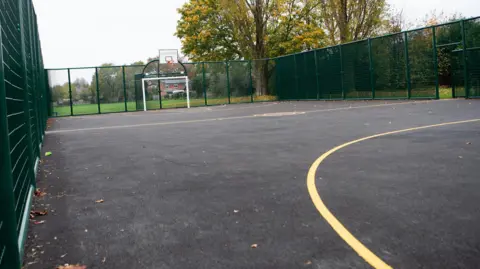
[33, 0, 479, 69]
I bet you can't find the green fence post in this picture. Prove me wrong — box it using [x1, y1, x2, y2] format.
[293, 55, 299, 99]
[68, 68, 73, 116]
[122, 66, 127, 111]
[95, 67, 101, 113]
[226, 61, 231, 104]
[0, 24, 22, 269]
[303, 52, 308, 99]
[368, 39, 375, 99]
[202, 62, 207, 105]
[461, 19, 469, 99]
[314, 50, 321, 100]
[249, 60, 254, 103]
[45, 70, 52, 117]
[432, 27, 439, 99]
[404, 32, 412, 99]
[157, 61, 162, 109]
[452, 76, 456, 98]
[158, 80, 162, 110]
[339, 45, 345, 99]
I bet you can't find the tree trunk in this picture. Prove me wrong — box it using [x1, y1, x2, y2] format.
[254, 61, 270, 96]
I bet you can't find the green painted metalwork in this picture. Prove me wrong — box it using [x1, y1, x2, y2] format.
[432, 27, 440, 99]
[0, 0, 48, 267]
[202, 62, 207, 106]
[249, 60, 254, 103]
[313, 50, 320, 100]
[368, 39, 375, 99]
[339, 45, 345, 99]
[226, 61, 231, 104]
[461, 20, 468, 98]
[67, 69, 73, 116]
[43, 16, 480, 116]
[122, 66, 127, 112]
[404, 32, 412, 99]
[95, 68, 101, 113]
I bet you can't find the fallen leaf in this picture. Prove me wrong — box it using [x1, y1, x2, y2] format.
[250, 244, 258, 249]
[459, 156, 463, 159]
[304, 260, 312, 265]
[34, 189, 47, 197]
[466, 142, 471, 145]
[233, 209, 239, 213]
[102, 257, 106, 263]
[61, 253, 67, 258]
[30, 210, 48, 218]
[95, 199, 104, 203]
[45, 152, 52, 157]
[56, 264, 86, 269]
[34, 220, 45, 225]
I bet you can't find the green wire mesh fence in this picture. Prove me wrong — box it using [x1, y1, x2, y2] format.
[45, 17, 480, 117]
[0, 0, 48, 268]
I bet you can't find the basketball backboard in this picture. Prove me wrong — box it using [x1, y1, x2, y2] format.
[159, 49, 179, 64]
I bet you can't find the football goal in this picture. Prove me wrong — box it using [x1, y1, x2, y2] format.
[141, 76, 190, 111]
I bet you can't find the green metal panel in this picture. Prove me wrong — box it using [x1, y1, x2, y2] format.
[0, 0, 48, 267]
[0, 12, 22, 268]
[370, 32, 408, 98]
[227, 61, 250, 104]
[122, 66, 127, 112]
[226, 61, 231, 104]
[368, 39, 375, 99]
[202, 62, 207, 106]
[341, 40, 372, 99]
[339, 45, 345, 99]
[461, 20, 469, 98]
[432, 27, 440, 99]
[95, 68, 101, 113]
[248, 61, 253, 103]
[463, 18, 480, 98]
[67, 69, 73, 116]
[204, 62, 228, 105]
[404, 32, 412, 99]
[314, 50, 321, 100]
[316, 47, 342, 99]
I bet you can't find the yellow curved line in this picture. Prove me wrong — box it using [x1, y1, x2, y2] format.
[307, 118, 480, 269]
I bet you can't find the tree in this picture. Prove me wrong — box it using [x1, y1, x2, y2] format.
[176, 0, 328, 95]
[176, 0, 241, 61]
[320, 0, 388, 44]
[50, 83, 69, 104]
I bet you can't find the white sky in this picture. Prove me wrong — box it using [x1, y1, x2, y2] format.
[34, 0, 479, 69]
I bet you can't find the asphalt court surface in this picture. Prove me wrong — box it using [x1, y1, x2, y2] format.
[25, 100, 480, 269]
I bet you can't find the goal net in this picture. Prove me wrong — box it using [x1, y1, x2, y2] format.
[139, 76, 190, 111]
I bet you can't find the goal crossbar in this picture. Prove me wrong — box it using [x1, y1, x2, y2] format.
[141, 76, 190, 111]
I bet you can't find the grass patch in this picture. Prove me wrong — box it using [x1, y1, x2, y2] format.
[51, 96, 276, 117]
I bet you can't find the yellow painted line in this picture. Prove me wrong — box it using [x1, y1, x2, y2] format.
[307, 118, 480, 269]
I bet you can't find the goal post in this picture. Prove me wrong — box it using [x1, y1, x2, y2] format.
[141, 76, 190, 111]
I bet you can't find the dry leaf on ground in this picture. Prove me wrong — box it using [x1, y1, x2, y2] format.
[30, 210, 48, 218]
[56, 264, 86, 269]
[34, 188, 47, 197]
[95, 199, 104, 203]
[34, 220, 45, 225]
[250, 244, 258, 248]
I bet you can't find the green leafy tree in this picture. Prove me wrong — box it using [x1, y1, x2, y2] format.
[176, 0, 328, 95]
[50, 83, 69, 104]
[320, 0, 389, 44]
